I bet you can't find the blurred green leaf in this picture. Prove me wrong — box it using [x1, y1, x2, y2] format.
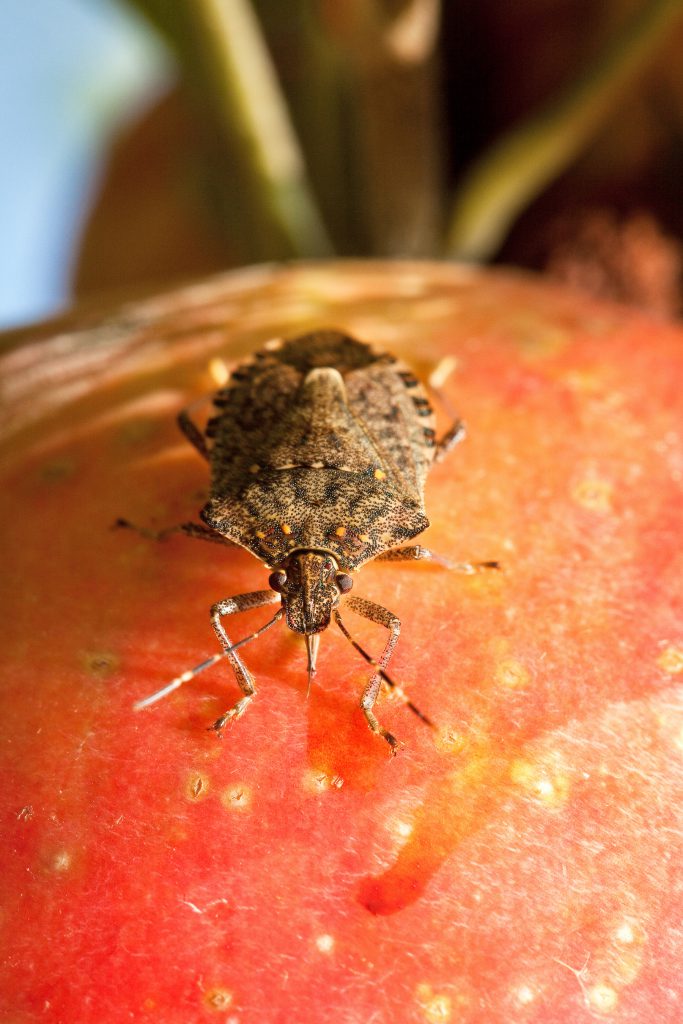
[446, 0, 683, 261]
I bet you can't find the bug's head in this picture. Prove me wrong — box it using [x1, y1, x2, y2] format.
[268, 551, 353, 635]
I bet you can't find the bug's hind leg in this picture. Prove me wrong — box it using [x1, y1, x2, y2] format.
[425, 355, 466, 465]
[209, 590, 282, 733]
[335, 596, 401, 754]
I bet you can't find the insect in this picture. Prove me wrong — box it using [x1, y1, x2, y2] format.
[126, 330, 497, 752]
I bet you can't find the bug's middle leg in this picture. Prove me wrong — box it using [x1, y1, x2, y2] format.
[434, 417, 466, 464]
[115, 518, 237, 547]
[178, 405, 210, 460]
[375, 545, 500, 573]
[335, 595, 401, 754]
[209, 590, 282, 733]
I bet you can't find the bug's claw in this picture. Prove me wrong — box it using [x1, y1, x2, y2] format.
[209, 696, 253, 734]
[383, 730, 399, 756]
[362, 706, 400, 755]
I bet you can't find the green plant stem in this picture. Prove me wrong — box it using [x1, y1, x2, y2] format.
[251, 2, 356, 252]
[128, 0, 333, 259]
[446, 0, 683, 261]
[328, 0, 444, 255]
[196, 0, 333, 257]
[254, 0, 443, 256]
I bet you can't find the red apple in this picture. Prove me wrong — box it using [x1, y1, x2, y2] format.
[1, 262, 681, 1023]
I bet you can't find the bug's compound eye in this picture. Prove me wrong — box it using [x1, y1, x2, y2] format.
[268, 570, 288, 593]
[335, 572, 353, 594]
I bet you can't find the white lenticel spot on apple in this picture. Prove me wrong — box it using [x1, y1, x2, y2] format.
[220, 784, 253, 811]
[315, 933, 335, 954]
[587, 983, 619, 1013]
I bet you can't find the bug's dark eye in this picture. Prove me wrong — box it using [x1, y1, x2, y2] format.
[335, 572, 353, 594]
[268, 570, 287, 593]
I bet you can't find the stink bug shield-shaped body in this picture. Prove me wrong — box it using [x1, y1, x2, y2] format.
[134, 330, 492, 752]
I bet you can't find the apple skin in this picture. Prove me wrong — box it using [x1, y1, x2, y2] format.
[1, 262, 681, 1024]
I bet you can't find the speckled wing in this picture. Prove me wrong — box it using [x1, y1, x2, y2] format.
[200, 332, 438, 570]
[344, 358, 436, 500]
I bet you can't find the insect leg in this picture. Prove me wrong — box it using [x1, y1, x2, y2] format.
[334, 596, 401, 754]
[133, 606, 283, 711]
[114, 518, 237, 547]
[209, 590, 282, 734]
[333, 617, 432, 727]
[434, 418, 466, 464]
[178, 406, 210, 460]
[375, 545, 500, 573]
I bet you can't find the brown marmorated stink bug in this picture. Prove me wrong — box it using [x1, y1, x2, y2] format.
[122, 330, 498, 753]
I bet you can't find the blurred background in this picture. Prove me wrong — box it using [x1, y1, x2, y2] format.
[2, 0, 682, 329]
[0, 0, 169, 326]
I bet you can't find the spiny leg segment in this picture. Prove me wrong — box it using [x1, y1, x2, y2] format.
[133, 592, 283, 727]
[334, 596, 402, 754]
[334, 547, 499, 749]
[209, 590, 283, 733]
[335, 621, 433, 728]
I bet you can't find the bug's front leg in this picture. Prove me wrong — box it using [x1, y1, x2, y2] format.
[209, 590, 281, 733]
[335, 596, 401, 754]
[375, 545, 500, 573]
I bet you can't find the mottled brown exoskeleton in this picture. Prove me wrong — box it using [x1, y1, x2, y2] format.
[127, 330, 497, 752]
